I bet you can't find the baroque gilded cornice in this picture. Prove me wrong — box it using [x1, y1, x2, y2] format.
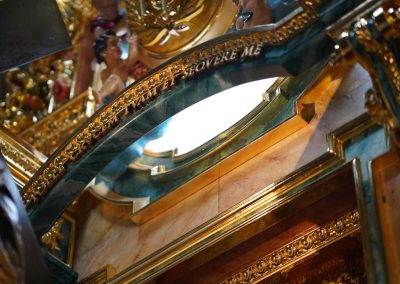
[21, 0, 324, 208]
[219, 210, 360, 284]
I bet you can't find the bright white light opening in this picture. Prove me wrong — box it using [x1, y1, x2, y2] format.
[144, 78, 278, 157]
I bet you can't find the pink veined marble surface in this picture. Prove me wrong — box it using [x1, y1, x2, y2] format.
[73, 64, 372, 279]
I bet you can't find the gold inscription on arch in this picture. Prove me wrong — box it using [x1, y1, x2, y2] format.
[183, 43, 263, 79]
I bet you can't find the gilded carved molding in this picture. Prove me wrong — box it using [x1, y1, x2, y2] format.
[21, 0, 324, 208]
[0, 129, 45, 187]
[0, 140, 40, 177]
[219, 210, 360, 284]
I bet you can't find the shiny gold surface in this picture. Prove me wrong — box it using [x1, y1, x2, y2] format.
[64, 213, 77, 267]
[126, 0, 238, 66]
[219, 210, 360, 284]
[22, 0, 324, 209]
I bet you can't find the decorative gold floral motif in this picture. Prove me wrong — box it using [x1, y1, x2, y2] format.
[219, 210, 360, 284]
[41, 219, 65, 251]
[21, 0, 323, 207]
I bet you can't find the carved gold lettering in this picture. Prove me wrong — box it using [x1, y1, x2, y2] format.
[195, 61, 206, 73]
[230, 51, 237, 61]
[188, 66, 195, 77]
[148, 86, 157, 97]
[222, 51, 230, 62]
[241, 45, 255, 57]
[206, 57, 214, 68]
[182, 44, 263, 81]
[214, 55, 222, 66]
[254, 43, 263, 56]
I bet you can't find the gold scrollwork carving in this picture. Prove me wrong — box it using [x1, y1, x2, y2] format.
[0, 129, 45, 187]
[219, 210, 360, 284]
[0, 140, 39, 177]
[22, 0, 323, 207]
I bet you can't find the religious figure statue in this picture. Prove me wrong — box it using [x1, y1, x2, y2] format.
[74, 0, 148, 97]
[92, 30, 140, 104]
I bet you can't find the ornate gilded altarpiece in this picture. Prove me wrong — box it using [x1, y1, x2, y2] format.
[1, 0, 400, 283]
